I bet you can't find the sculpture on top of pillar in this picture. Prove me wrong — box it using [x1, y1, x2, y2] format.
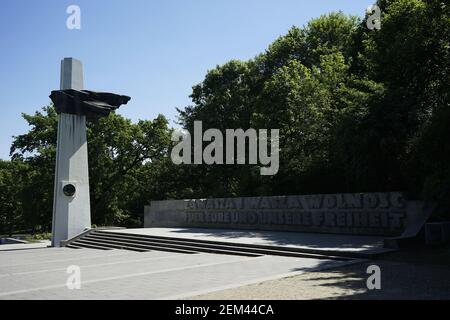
[50, 89, 130, 118]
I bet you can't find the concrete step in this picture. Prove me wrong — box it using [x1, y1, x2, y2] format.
[72, 238, 150, 252]
[65, 243, 84, 249]
[88, 232, 332, 259]
[83, 237, 199, 255]
[84, 234, 259, 257]
[65, 245, 80, 249]
[92, 230, 352, 260]
[67, 240, 113, 251]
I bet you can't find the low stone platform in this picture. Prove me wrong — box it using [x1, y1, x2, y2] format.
[106, 228, 394, 258]
[0, 241, 50, 252]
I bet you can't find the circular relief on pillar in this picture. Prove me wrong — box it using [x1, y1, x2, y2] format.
[63, 184, 76, 197]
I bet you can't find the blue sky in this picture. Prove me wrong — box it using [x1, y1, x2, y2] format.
[0, 0, 370, 160]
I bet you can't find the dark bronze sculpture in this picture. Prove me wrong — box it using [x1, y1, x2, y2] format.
[50, 89, 131, 118]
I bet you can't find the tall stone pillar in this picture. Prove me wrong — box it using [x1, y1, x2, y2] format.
[51, 58, 91, 247]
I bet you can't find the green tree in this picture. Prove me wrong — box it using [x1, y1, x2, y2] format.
[9, 106, 173, 229]
[360, 0, 450, 212]
[0, 160, 27, 235]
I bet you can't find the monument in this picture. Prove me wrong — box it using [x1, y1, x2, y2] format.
[50, 58, 130, 247]
[145, 193, 434, 238]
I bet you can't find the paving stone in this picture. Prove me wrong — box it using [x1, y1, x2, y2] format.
[0, 246, 357, 299]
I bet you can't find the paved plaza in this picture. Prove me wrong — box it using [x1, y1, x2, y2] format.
[0, 242, 357, 300]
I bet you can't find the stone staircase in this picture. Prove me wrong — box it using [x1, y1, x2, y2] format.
[66, 230, 358, 260]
